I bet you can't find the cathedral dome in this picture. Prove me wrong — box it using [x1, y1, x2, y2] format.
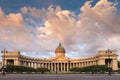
[55, 43, 65, 53]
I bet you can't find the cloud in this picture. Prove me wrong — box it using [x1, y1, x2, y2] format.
[37, 0, 120, 57]
[0, 8, 56, 59]
[0, 0, 120, 61]
[0, 8, 37, 51]
[76, 0, 120, 57]
[20, 7, 28, 14]
[0, 8, 24, 27]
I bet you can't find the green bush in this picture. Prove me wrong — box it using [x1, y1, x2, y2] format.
[70, 65, 108, 73]
[5, 65, 50, 74]
[36, 68, 50, 74]
[5, 65, 36, 73]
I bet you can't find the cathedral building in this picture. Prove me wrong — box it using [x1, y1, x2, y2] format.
[1, 43, 118, 73]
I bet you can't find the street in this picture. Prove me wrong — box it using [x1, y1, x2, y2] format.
[0, 74, 120, 80]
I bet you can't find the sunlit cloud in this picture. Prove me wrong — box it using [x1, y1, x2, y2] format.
[0, 0, 120, 60]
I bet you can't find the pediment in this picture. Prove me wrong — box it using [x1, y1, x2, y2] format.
[56, 57, 65, 61]
[52, 57, 68, 61]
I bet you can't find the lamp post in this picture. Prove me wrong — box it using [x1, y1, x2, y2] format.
[1, 48, 8, 76]
[106, 49, 112, 76]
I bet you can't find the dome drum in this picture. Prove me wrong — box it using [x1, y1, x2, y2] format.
[55, 43, 65, 57]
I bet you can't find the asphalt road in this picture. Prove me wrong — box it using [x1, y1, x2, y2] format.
[0, 74, 120, 80]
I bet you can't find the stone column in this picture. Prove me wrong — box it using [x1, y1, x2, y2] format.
[42, 63, 45, 68]
[67, 63, 69, 71]
[26, 62, 27, 66]
[83, 62, 84, 67]
[34, 62, 35, 68]
[75, 63, 76, 67]
[83, 62, 85, 67]
[48, 63, 50, 70]
[74, 63, 76, 67]
[77, 63, 79, 67]
[46, 63, 48, 68]
[14, 59, 19, 65]
[93, 61, 95, 65]
[38, 63, 39, 68]
[51, 63, 53, 71]
[25, 62, 26, 67]
[44, 63, 46, 68]
[61, 63, 62, 72]
[79, 62, 80, 67]
[41, 63, 43, 68]
[87, 62, 88, 66]
[52, 63, 54, 72]
[29, 62, 31, 67]
[46, 63, 48, 69]
[57, 63, 59, 72]
[32, 62, 34, 68]
[70, 63, 72, 68]
[95, 61, 97, 65]
[82, 62, 84, 67]
[28, 62, 30, 67]
[80, 62, 82, 68]
[31, 62, 33, 67]
[85, 62, 87, 67]
[54, 63, 56, 72]
[86, 62, 89, 66]
[73, 62, 75, 68]
[38, 63, 40, 68]
[112, 59, 118, 70]
[89, 62, 90, 66]
[87, 62, 89, 66]
[39, 63, 41, 68]
[78, 63, 79, 67]
[27, 62, 29, 67]
[34, 62, 36, 68]
[36, 63, 38, 68]
[98, 59, 105, 65]
[34, 63, 35, 68]
[64, 63, 65, 71]
[69, 63, 71, 69]
[30, 62, 32, 67]
[42, 63, 44, 68]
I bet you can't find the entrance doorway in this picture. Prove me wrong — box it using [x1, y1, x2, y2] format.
[105, 59, 112, 68]
[7, 59, 14, 65]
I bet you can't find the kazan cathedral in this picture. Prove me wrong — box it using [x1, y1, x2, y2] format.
[1, 43, 118, 73]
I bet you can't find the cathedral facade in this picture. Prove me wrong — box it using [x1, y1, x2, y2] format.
[1, 43, 118, 73]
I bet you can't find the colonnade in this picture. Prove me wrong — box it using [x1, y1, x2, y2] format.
[2, 50, 118, 71]
[20, 60, 98, 72]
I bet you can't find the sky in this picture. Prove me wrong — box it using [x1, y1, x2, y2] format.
[0, 0, 120, 61]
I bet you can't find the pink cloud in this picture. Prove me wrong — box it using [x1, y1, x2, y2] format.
[0, 8, 24, 27]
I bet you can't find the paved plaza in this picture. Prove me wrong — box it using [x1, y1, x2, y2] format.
[0, 74, 120, 80]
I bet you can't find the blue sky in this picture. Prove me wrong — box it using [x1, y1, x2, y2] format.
[0, 0, 120, 61]
[0, 0, 119, 14]
[0, 0, 87, 13]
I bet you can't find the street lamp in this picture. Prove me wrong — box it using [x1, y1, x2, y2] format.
[1, 48, 8, 76]
[106, 49, 112, 76]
